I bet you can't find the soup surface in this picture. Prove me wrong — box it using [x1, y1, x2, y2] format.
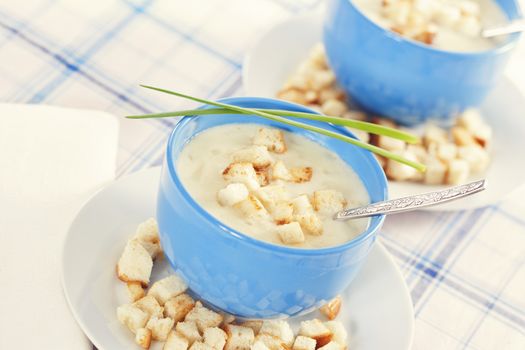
[177, 124, 370, 248]
[353, 0, 508, 52]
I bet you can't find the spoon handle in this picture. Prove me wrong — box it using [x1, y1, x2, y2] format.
[482, 19, 525, 38]
[333, 179, 486, 221]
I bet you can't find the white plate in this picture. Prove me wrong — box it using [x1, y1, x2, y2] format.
[62, 167, 414, 350]
[243, 13, 525, 211]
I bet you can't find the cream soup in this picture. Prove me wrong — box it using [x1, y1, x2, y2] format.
[353, 0, 508, 52]
[176, 124, 370, 248]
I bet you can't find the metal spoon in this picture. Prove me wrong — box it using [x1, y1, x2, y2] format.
[333, 179, 486, 221]
[482, 20, 525, 38]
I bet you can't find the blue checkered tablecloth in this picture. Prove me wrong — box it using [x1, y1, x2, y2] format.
[1, 1, 524, 349]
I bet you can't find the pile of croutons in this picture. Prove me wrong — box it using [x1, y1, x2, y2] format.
[116, 218, 348, 349]
[277, 44, 491, 186]
[217, 127, 348, 245]
[378, 0, 484, 45]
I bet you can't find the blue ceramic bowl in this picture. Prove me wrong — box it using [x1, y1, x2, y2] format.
[157, 97, 387, 319]
[323, 0, 522, 125]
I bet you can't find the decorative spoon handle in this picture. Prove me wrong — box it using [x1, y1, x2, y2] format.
[333, 179, 486, 221]
[482, 20, 525, 38]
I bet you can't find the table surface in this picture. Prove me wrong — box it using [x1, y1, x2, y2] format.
[1, 0, 524, 349]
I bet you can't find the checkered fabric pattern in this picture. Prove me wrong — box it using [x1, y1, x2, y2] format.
[1, 1, 523, 349]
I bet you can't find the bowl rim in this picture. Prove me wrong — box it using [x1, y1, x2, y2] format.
[164, 96, 388, 256]
[343, 0, 522, 57]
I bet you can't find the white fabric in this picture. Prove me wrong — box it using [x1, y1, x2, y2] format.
[0, 103, 119, 349]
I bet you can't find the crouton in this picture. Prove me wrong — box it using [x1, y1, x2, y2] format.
[446, 159, 470, 185]
[117, 304, 149, 333]
[457, 145, 490, 173]
[134, 218, 162, 259]
[324, 321, 347, 346]
[291, 195, 314, 215]
[276, 222, 305, 245]
[185, 301, 223, 333]
[253, 128, 287, 154]
[436, 143, 457, 164]
[451, 126, 477, 146]
[272, 202, 294, 225]
[240, 320, 263, 335]
[295, 213, 323, 236]
[222, 313, 236, 325]
[127, 281, 146, 302]
[423, 156, 447, 185]
[135, 327, 152, 349]
[319, 296, 342, 320]
[251, 341, 271, 350]
[342, 110, 366, 121]
[423, 125, 448, 146]
[313, 190, 347, 216]
[164, 293, 195, 322]
[234, 195, 270, 221]
[317, 341, 343, 350]
[224, 324, 255, 350]
[204, 327, 228, 350]
[292, 336, 316, 350]
[458, 110, 492, 148]
[148, 275, 188, 305]
[190, 342, 215, 350]
[223, 162, 260, 191]
[135, 295, 164, 318]
[232, 146, 274, 170]
[321, 99, 347, 117]
[290, 167, 313, 183]
[378, 134, 405, 152]
[259, 320, 294, 347]
[117, 240, 153, 287]
[299, 319, 332, 347]
[319, 87, 346, 104]
[277, 88, 307, 105]
[254, 185, 290, 212]
[254, 334, 287, 350]
[345, 128, 370, 143]
[311, 70, 336, 91]
[176, 321, 202, 345]
[146, 316, 175, 341]
[164, 331, 190, 350]
[271, 161, 293, 181]
[218, 183, 250, 207]
[406, 144, 427, 163]
[385, 150, 419, 181]
[256, 168, 271, 186]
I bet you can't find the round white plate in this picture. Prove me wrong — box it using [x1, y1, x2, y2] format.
[62, 167, 414, 350]
[243, 13, 525, 211]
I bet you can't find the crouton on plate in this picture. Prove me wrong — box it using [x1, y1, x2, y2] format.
[204, 327, 228, 350]
[134, 295, 164, 318]
[292, 336, 316, 350]
[224, 324, 255, 350]
[146, 316, 174, 341]
[127, 281, 146, 302]
[148, 275, 188, 305]
[319, 296, 342, 320]
[164, 331, 190, 350]
[299, 319, 332, 347]
[259, 320, 294, 347]
[133, 217, 162, 259]
[117, 240, 153, 287]
[117, 304, 150, 333]
[135, 327, 152, 349]
[176, 321, 202, 345]
[185, 301, 223, 333]
[164, 293, 195, 322]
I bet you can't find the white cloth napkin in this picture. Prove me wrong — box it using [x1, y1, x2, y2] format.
[0, 103, 119, 349]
